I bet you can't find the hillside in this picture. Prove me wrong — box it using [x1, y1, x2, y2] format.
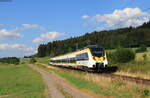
[37, 21, 150, 57]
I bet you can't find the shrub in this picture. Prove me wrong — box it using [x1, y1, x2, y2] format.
[29, 58, 37, 64]
[135, 45, 147, 53]
[109, 48, 135, 63]
[143, 89, 150, 96]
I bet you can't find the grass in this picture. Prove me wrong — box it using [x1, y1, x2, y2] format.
[111, 55, 150, 79]
[0, 64, 46, 98]
[36, 57, 50, 64]
[107, 47, 150, 79]
[36, 63, 150, 98]
[135, 52, 150, 61]
[20, 58, 30, 64]
[20, 57, 50, 64]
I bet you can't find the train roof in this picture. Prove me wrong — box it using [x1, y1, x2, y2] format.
[51, 45, 104, 59]
[84, 45, 103, 49]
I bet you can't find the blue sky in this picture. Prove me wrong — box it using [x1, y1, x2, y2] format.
[0, 0, 150, 57]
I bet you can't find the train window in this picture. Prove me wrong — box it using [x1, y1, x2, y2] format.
[50, 60, 54, 62]
[90, 48, 104, 57]
[76, 53, 89, 60]
[69, 57, 76, 63]
[51, 57, 77, 63]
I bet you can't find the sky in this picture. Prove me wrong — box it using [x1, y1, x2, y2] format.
[0, 0, 150, 57]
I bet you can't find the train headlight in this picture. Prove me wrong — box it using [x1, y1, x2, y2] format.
[93, 57, 96, 60]
[99, 57, 103, 61]
[103, 57, 105, 60]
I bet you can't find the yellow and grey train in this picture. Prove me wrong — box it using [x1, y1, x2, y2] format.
[50, 45, 108, 70]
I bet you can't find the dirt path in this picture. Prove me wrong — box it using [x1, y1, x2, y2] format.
[28, 64, 93, 98]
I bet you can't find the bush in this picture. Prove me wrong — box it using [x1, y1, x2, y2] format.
[135, 45, 147, 53]
[109, 48, 135, 63]
[29, 58, 37, 64]
[143, 89, 150, 96]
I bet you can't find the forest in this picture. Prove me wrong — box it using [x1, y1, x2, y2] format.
[36, 21, 150, 57]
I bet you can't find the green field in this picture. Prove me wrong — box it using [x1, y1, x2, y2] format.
[108, 47, 150, 79]
[0, 64, 46, 98]
[36, 63, 150, 98]
[36, 57, 50, 64]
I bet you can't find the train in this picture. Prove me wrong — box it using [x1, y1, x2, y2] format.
[49, 45, 108, 71]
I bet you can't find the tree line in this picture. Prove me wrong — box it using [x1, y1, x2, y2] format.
[0, 57, 20, 64]
[36, 21, 150, 57]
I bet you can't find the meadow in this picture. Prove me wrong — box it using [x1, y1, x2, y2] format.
[36, 57, 50, 64]
[36, 63, 150, 98]
[0, 64, 46, 98]
[108, 47, 150, 79]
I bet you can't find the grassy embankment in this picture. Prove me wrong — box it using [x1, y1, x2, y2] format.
[0, 64, 46, 98]
[107, 47, 150, 79]
[35, 63, 150, 98]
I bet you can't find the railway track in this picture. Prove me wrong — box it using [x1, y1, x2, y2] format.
[100, 73, 150, 85]
[42, 63, 150, 85]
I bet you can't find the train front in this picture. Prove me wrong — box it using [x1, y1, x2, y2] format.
[89, 45, 108, 69]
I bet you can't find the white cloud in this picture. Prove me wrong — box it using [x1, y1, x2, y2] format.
[0, 29, 22, 40]
[82, 8, 150, 29]
[81, 15, 90, 19]
[33, 32, 64, 43]
[0, 44, 36, 57]
[21, 24, 45, 30]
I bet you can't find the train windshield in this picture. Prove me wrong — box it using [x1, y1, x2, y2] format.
[90, 47, 104, 57]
